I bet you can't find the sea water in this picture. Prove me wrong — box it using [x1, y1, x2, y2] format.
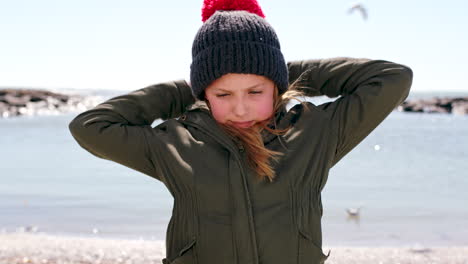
[1, 90, 467, 247]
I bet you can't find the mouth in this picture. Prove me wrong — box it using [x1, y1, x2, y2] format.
[230, 121, 255, 128]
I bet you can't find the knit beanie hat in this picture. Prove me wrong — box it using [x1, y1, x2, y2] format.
[190, 0, 288, 100]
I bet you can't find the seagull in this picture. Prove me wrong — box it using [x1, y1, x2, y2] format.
[346, 207, 362, 217]
[410, 243, 432, 253]
[348, 3, 368, 21]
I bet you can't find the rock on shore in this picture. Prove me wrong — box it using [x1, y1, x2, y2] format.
[398, 97, 468, 115]
[0, 88, 101, 118]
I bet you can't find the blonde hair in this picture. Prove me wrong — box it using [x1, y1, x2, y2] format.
[209, 83, 308, 183]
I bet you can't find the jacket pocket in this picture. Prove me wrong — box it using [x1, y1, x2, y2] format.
[297, 229, 330, 264]
[162, 238, 197, 264]
[291, 186, 330, 264]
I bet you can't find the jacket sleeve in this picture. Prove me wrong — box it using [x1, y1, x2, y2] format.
[287, 57, 413, 167]
[68, 79, 195, 182]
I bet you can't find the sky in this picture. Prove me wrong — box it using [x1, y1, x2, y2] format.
[1, 0, 467, 92]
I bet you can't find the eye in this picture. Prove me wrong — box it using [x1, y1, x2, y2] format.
[216, 93, 229, 98]
[249, 90, 263, 94]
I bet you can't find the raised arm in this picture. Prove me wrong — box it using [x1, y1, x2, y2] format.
[288, 57, 413, 167]
[68, 79, 195, 182]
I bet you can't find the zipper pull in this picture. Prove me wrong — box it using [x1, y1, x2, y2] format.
[238, 143, 245, 153]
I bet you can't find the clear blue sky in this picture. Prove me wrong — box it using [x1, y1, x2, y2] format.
[1, 0, 467, 92]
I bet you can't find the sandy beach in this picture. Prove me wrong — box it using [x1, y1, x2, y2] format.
[1, 233, 467, 264]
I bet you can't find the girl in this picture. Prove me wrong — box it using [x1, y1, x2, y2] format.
[69, 0, 413, 263]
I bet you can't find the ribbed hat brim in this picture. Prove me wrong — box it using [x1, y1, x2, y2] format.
[190, 41, 288, 100]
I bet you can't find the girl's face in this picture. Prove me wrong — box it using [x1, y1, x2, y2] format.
[204, 73, 275, 129]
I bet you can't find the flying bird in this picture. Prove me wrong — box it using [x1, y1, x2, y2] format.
[348, 3, 368, 21]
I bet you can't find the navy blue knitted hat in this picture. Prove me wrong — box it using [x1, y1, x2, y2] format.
[190, 0, 288, 100]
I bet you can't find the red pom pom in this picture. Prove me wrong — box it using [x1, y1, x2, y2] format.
[202, 0, 265, 22]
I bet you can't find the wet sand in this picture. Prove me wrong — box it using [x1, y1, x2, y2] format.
[1, 233, 467, 264]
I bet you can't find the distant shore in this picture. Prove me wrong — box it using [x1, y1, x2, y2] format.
[398, 96, 468, 115]
[1, 233, 467, 264]
[0, 88, 101, 118]
[1, 88, 468, 118]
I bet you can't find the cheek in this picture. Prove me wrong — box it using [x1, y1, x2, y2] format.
[208, 99, 229, 123]
[253, 96, 274, 120]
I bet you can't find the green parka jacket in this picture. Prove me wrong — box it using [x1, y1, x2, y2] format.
[69, 57, 413, 264]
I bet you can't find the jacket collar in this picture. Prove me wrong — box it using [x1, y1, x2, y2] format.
[182, 101, 292, 147]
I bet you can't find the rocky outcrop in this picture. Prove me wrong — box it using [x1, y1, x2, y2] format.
[398, 97, 468, 115]
[0, 88, 101, 118]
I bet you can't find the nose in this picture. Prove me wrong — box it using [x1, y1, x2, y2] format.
[232, 97, 248, 118]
